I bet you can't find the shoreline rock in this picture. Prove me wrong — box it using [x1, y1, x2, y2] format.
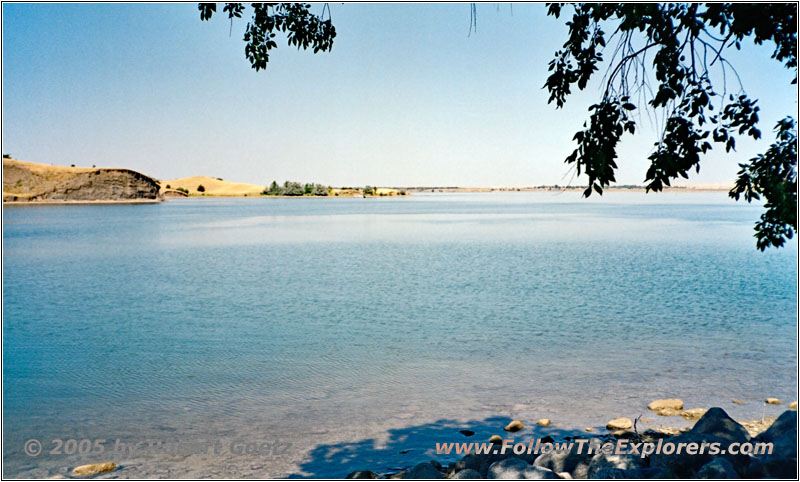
[605, 418, 633, 431]
[647, 399, 684, 417]
[353, 405, 796, 480]
[504, 420, 524, 432]
[72, 462, 116, 476]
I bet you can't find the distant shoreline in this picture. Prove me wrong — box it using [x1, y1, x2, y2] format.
[399, 185, 733, 193]
[2, 187, 734, 205]
[3, 158, 734, 204]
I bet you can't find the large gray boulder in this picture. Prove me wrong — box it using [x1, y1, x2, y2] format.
[694, 457, 739, 478]
[649, 432, 749, 478]
[533, 446, 592, 479]
[452, 451, 537, 477]
[451, 454, 483, 474]
[586, 453, 646, 478]
[403, 462, 443, 479]
[452, 468, 482, 479]
[750, 409, 797, 478]
[689, 407, 750, 444]
[488, 458, 529, 479]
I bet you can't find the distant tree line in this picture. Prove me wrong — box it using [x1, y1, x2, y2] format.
[263, 181, 330, 196]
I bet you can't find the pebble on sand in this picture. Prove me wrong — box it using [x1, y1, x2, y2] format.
[537, 419, 551, 427]
[72, 462, 116, 476]
[789, 401, 797, 410]
[489, 434, 503, 444]
[504, 420, 524, 432]
[732, 399, 747, 405]
[765, 398, 782, 405]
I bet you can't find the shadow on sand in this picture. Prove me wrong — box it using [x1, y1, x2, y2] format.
[288, 416, 595, 478]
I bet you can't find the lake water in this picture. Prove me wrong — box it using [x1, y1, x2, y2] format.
[3, 192, 797, 478]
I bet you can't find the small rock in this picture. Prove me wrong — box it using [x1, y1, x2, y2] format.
[460, 430, 475, 437]
[489, 435, 503, 444]
[504, 420, 524, 432]
[679, 408, 707, 421]
[765, 397, 782, 405]
[647, 399, 684, 417]
[732, 399, 747, 405]
[537, 419, 551, 427]
[653, 425, 681, 436]
[584, 427, 593, 432]
[789, 401, 797, 410]
[605, 418, 632, 431]
[654, 408, 682, 416]
[452, 468, 481, 479]
[346, 470, 377, 479]
[72, 462, 116, 477]
[403, 462, 443, 479]
[488, 458, 529, 479]
[695, 458, 739, 478]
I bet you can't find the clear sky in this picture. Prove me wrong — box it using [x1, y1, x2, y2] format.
[2, 3, 797, 187]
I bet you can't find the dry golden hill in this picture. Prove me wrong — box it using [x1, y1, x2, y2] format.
[3, 158, 160, 202]
[160, 176, 265, 196]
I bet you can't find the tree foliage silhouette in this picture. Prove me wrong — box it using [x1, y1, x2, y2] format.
[198, 2, 797, 249]
[545, 3, 796, 249]
[198, 3, 335, 71]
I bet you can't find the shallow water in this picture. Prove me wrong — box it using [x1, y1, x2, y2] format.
[3, 192, 797, 477]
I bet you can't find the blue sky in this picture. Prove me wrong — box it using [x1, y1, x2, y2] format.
[2, 3, 796, 186]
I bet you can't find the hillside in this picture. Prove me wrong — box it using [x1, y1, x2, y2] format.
[159, 176, 265, 196]
[3, 159, 161, 203]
